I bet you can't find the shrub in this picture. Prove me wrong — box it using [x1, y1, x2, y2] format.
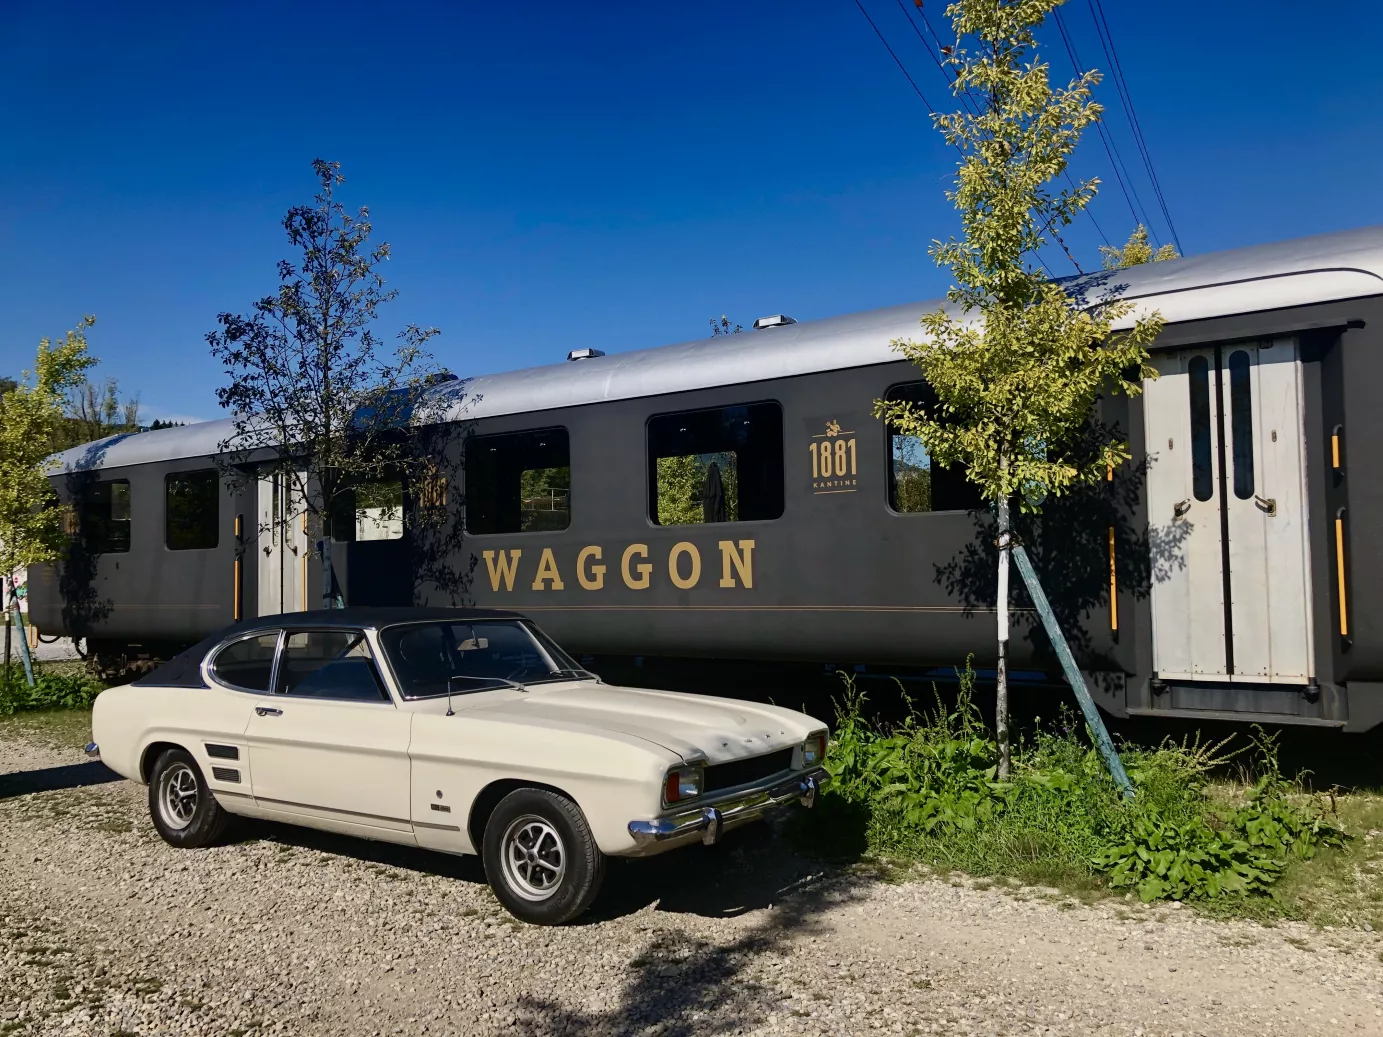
[815, 664, 1348, 902]
[0, 664, 103, 716]
[1093, 817, 1283, 901]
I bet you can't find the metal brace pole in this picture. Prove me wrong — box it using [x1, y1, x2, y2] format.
[1011, 544, 1133, 799]
[8, 578, 35, 688]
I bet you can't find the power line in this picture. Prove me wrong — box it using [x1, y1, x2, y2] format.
[855, 0, 1079, 275]
[1064, 170, 1112, 247]
[892, 0, 981, 118]
[1052, 6, 1155, 239]
[1086, 0, 1181, 253]
[852, 0, 942, 116]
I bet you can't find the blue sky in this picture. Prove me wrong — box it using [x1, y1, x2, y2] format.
[3, 1, 1381, 424]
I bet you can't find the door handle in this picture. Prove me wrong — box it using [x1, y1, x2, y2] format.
[1255, 495, 1277, 516]
[1173, 498, 1192, 519]
[255, 706, 283, 717]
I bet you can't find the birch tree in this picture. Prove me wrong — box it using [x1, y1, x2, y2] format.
[873, 0, 1165, 776]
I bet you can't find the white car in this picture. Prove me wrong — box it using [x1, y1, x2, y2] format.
[87, 608, 829, 924]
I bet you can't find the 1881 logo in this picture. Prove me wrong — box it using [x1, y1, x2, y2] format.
[810, 419, 858, 494]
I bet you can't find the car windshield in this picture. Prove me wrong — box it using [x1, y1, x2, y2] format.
[379, 620, 589, 698]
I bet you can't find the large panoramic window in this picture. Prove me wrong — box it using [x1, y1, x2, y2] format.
[465, 428, 570, 535]
[647, 402, 783, 525]
[331, 480, 404, 542]
[165, 470, 219, 550]
[883, 383, 983, 514]
[82, 479, 132, 553]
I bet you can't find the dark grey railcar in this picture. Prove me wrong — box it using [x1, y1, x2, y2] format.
[31, 225, 1383, 730]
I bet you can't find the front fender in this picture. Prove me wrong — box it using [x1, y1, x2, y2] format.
[408, 713, 674, 855]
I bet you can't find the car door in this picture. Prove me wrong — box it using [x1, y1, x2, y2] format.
[243, 627, 414, 840]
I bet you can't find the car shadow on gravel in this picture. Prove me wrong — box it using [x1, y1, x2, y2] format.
[225, 814, 863, 928]
[590, 826, 839, 921]
[223, 818, 492, 883]
[518, 837, 872, 1036]
[0, 761, 120, 801]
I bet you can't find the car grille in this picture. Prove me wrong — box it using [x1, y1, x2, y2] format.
[703, 748, 794, 793]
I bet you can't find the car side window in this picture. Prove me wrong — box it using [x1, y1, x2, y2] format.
[278, 630, 390, 703]
[209, 633, 280, 692]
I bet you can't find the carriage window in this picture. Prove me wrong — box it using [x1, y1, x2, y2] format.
[278, 630, 389, 702]
[210, 633, 279, 693]
[465, 429, 570, 535]
[648, 402, 783, 525]
[331, 481, 404, 542]
[1188, 355, 1214, 502]
[165, 470, 219, 550]
[82, 479, 131, 553]
[883, 383, 983, 513]
[1227, 350, 1255, 500]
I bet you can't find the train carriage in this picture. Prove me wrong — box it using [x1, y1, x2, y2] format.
[30, 225, 1383, 731]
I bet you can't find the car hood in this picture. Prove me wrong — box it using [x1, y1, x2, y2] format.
[458, 681, 823, 763]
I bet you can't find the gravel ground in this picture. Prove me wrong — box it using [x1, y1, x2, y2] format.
[2, 735, 1382, 1037]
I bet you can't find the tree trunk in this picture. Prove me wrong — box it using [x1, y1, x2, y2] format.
[995, 492, 1012, 779]
[319, 536, 341, 610]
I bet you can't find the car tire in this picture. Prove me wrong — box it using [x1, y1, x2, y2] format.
[147, 748, 229, 848]
[482, 788, 605, 925]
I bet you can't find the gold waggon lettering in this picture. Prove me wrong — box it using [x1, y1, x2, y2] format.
[481, 540, 755, 593]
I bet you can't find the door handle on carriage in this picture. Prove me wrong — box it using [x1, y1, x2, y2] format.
[1255, 495, 1277, 516]
[255, 706, 283, 717]
[1173, 498, 1192, 519]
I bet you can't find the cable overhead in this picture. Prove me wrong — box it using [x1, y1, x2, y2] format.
[1065, 170, 1112, 247]
[856, 0, 1079, 274]
[1052, 6, 1155, 237]
[893, 0, 981, 118]
[1087, 0, 1181, 253]
[852, 0, 942, 118]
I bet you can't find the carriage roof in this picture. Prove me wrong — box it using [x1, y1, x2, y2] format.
[52, 224, 1383, 473]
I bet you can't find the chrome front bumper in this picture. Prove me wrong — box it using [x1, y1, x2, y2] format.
[627, 768, 827, 849]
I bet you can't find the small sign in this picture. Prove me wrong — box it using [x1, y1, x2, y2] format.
[809, 419, 859, 495]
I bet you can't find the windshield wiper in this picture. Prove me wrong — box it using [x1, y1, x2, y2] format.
[444, 674, 527, 715]
[546, 667, 598, 682]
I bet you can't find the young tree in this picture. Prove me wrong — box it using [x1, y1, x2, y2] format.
[874, 0, 1165, 776]
[1101, 224, 1179, 269]
[709, 315, 743, 336]
[0, 319, 99, 674]
[208, 159, 441, 607]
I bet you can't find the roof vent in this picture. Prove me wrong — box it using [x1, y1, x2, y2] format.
[566, 348, 607, 362]
[752, 314, 797, 331]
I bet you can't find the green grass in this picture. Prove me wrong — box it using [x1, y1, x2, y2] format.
[798, 664, 1360, 920]
[1204, 789, 1383, 927]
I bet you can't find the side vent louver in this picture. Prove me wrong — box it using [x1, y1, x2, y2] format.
[211, 767, 241, 784]
[205, 743, 239, 761]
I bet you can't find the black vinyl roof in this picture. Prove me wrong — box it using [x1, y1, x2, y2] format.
[220, 606, 526, 633]
[131, 607, 528, 689]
